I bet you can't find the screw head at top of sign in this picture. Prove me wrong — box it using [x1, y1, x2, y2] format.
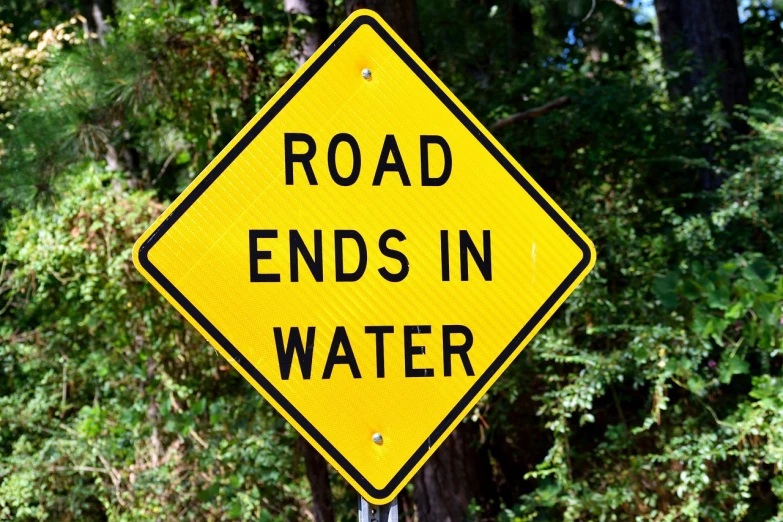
[372, 433, 383, 445]
[362, 68, 372, 80]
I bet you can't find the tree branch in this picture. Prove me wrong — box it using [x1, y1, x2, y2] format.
[490, 96, 571, 131]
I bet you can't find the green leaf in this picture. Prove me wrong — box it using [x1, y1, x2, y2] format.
[687, 375, 705, 395]
[681, 278, 703, 301]
[692, 310, 713, 339]
[707, 284, 731, 310]
[653, 271, 679, 309]
[744, 259, 775, 282]
[725, 301, 747, 320]
[719, 357, 749, 384]
[192, 397, 206, 416]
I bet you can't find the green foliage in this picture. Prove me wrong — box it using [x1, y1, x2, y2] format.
[0, 20, 80, 175]
[0, 168, 307, 520]
[0, 0, 296, 204]
[1, 0, 783, 520]
[489, 114, 783, 521]
[421, 3, 783, 519]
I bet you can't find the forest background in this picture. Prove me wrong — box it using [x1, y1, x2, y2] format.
[1, 0, 782, 520]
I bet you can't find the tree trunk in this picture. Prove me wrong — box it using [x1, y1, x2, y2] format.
[710, 0, 749, 125]
[80, 0, 114, 46]
[654, 0, 748, 132]
[345, 0, 423, 56]
[413, 422, 498, 522]
[285, 0, 330, 65]
[397, 487, 416, 522]
[505, 0, 534, 63]
[299, 436, 335, 522]
[486, 390, 551, 506]
[653, 0, 686, 98]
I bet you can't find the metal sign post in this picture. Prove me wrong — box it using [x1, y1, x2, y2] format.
[359, 496, 398, 522]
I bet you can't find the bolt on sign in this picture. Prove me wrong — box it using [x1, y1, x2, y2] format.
[133, 9, 595, 504]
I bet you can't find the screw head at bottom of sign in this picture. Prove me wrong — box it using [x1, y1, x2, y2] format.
[362, 68, 372, 80]
[372, 433, 383, 445]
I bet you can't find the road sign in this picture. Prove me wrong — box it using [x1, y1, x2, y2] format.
[133, 9, 595, 504]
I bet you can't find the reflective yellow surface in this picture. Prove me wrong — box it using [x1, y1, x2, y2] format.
[133, 9, 595, 503]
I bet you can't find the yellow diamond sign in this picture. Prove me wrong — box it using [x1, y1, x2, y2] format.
[133, 9, 595, 504]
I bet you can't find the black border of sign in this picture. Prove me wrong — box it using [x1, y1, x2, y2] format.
[138, 15, 592, 500]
